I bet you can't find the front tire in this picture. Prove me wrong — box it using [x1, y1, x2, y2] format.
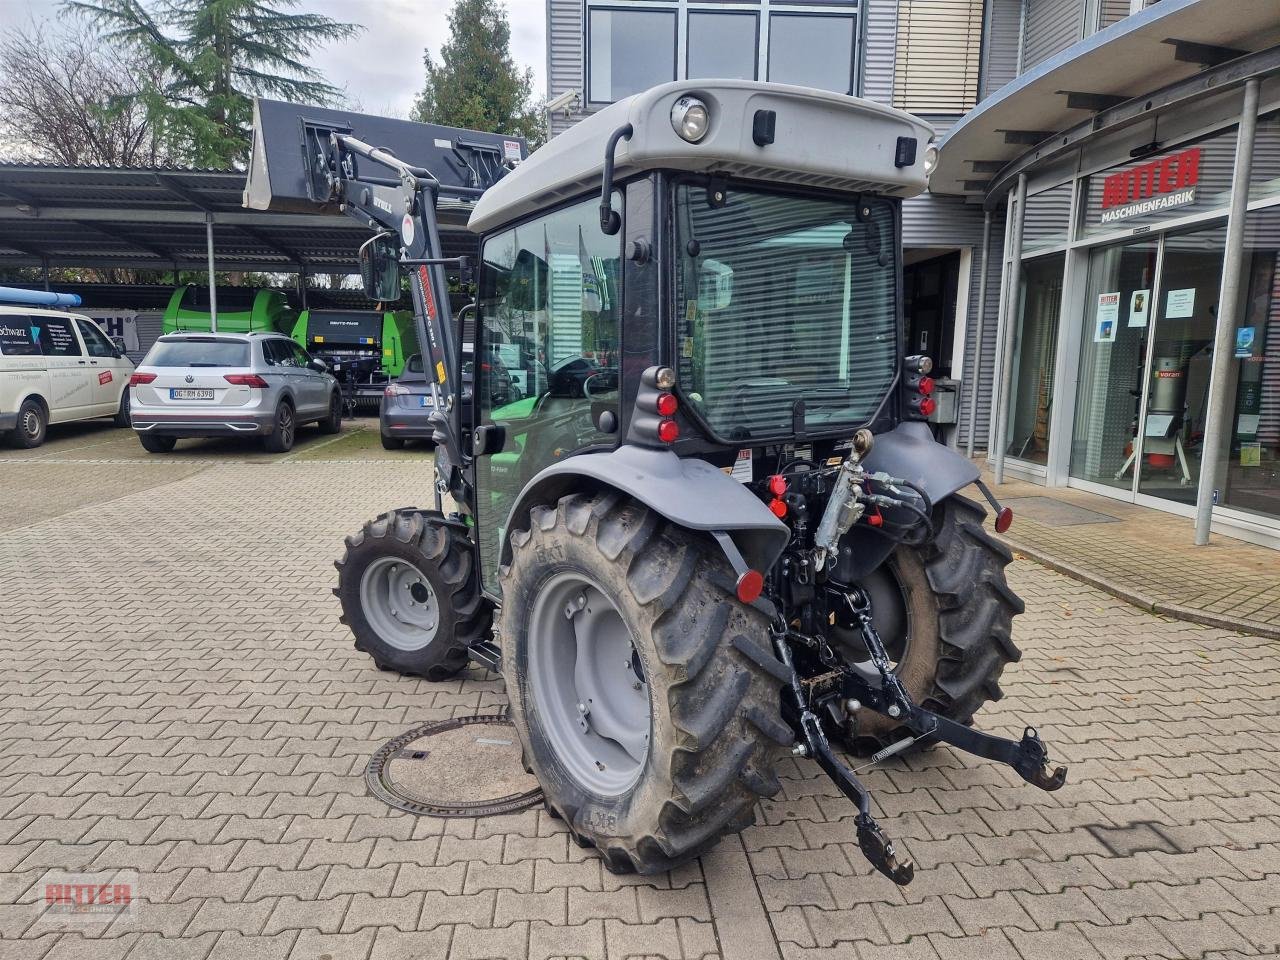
[10, 398, 46, 448]
[840, 494, 1024, 754]
[334, 509, 489, 679]
[500, 493, 790, 874]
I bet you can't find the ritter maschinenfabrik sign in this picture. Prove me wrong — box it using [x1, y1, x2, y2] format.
[1100, 147, 1202, 224]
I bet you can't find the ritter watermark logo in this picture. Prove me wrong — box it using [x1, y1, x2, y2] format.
[40, 870, 139, 927]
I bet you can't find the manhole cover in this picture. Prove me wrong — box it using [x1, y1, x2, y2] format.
[365, 714, 543, 817]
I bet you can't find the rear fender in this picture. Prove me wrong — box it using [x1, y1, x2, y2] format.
[835, 421, 980, 582]
[500, 445, 789, 577]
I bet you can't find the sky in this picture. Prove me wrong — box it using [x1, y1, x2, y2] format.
[0, 0, 548, 118]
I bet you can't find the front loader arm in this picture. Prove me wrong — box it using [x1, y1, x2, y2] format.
[304, 126, 484, 505]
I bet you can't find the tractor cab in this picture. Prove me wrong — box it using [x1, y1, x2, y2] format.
[464, 81, 939, 591]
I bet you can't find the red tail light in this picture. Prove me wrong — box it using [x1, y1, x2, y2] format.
[657, 419, 680, 444]
[385, 383, 408, 397]
[918, 396, 937, 418]
[656, 392, 678, 417]
[128, 372, 156, 386]
[918, 376, 935, 395]
[768, 475, 787, 498]
[995, 507, 1014, 533]
[224, 374, 269, 388]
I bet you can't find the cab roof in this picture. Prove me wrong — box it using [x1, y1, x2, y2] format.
[469, 80, 934, 235]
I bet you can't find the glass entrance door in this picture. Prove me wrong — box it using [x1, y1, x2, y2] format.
[1069, 238, 1159, 491]
[1135, 224, 1226, 506]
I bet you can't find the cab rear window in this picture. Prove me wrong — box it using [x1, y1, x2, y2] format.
[146, 338, 249, 367]
[0, 318, 40, 356]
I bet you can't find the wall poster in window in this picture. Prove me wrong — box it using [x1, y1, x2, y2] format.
[1129, 289, 1150, 327]
[1095, 292, 1120, 342]
[1166, 287, 1196, 319]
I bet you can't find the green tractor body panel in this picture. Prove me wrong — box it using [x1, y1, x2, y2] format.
[162, 285, 294, 335]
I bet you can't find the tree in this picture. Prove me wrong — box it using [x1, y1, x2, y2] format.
[411, 0, 545, 149]
[67, 0, 361, 168]
[0, 20, 172, 166]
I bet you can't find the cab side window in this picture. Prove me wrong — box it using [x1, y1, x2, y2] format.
[473, 192, 623, 591]
[35, 317, 83, 357]
[76, 319, 116, 358]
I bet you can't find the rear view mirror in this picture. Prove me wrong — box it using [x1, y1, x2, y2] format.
[359, 233, 401, 302]
[109, 335, 127, 357]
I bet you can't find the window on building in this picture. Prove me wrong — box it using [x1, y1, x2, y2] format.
[767, 13, 857, 96]
[892, 0, 983, 114]
[687, 11, 758, 82]
[588, 7, 677, 104]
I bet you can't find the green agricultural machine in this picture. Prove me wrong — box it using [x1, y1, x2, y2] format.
[289, 308, 419, 410]
[162, 284, 294, 335]
[245, 87, 1064, 882]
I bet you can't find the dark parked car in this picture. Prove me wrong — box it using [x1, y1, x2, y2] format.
[380, 352, 519, 450]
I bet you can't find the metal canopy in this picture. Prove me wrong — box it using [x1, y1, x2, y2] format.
[932, 0, 1280, 200]
[0, 163, 478, 273]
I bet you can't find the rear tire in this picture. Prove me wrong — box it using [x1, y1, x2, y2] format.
[500, 493, 789, 874]
[380, 434, 405, 450]
[113, 389, 131, 428]
[840, 494, 1024, 754]
[318, 391, 342, 435]
[138, 433, 177, 454]
[334, 509, 489, 680]
[10, 398, 46, 448]
[263, 401, 295, 453]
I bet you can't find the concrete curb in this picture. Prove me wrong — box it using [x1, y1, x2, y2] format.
[999, 534, 1280, 642]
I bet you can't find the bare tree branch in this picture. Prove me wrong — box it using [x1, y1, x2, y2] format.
[0, 19, 174, 167]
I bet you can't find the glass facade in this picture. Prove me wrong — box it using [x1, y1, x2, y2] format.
[1003, 82, 1280, 546]
[1211, 206, 1280, 521]
[1069, 238, 1159, 491]
[1005, 254, 1064, 465]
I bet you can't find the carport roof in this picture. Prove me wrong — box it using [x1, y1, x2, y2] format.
[0, 163, 476, 273]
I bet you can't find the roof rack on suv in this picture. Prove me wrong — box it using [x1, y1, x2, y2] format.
[0, 286, 82, 308]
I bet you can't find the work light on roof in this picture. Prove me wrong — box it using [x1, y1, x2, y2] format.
[671, 96, 710, 143]
[922, 142, 939, 176]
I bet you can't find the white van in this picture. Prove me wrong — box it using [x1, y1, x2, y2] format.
[0, 306, 135, 448]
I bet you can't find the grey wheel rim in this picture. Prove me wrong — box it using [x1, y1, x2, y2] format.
[279, 406, 294, 446]
[21, 408, 41, 440]
[359, 556, 440, 651]
[528, 572, 651, 797]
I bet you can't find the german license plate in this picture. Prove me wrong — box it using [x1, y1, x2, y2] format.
[171, 388, 214, 400]
[419, 396, 434, 407]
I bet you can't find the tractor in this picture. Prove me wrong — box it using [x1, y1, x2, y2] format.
[245, 82, 1065, 884]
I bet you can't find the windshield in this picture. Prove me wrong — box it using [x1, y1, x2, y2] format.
[674, 183, 898, 440]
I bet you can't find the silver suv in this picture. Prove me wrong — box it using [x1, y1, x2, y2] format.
[130, 332, 342, 453]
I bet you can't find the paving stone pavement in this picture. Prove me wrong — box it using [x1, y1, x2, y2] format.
[1, 456, 1278, 960]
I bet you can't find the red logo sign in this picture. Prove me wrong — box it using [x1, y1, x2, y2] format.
[1100, 147, 1201, 220]
[98, 370, 113, 385]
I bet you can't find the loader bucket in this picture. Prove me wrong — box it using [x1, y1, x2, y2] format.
[244, 98, 528, 216]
